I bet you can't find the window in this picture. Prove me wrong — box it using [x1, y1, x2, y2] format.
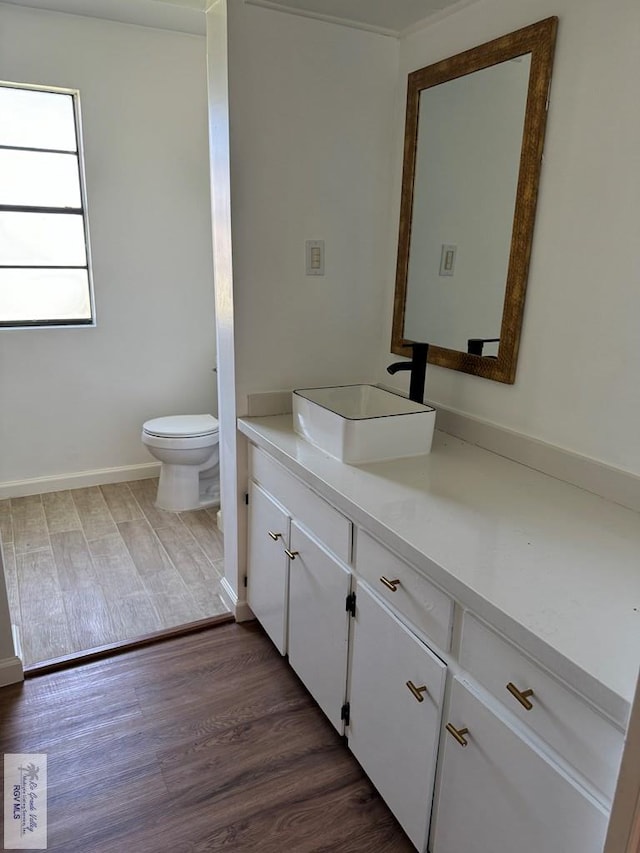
[0, 82, 94, 327]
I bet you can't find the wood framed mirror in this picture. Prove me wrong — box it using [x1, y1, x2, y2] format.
[391, 17, 558, 383]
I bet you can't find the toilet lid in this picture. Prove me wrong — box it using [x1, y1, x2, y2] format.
[143, 414, 219, 438]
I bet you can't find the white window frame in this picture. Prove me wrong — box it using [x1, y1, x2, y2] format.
[0, 80, 96, 329]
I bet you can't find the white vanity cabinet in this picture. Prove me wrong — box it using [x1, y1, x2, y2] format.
[348, 580, 446, 851]
[246, 480, 290, 654]
[433, 677, 609, 853]
[238, 419, 637, 853]
[247, 445, 353, 731]
[287, 521, 351, 733]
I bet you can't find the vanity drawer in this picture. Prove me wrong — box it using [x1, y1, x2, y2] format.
[249, 445, 352, 564]
[460, 612, 624, 802]
[355, 529, 453, 652]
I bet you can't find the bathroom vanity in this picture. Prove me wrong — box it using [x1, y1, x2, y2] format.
[237, 414, 639, 853]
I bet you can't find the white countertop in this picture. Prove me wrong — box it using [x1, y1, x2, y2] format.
[238, 415, 640, 727]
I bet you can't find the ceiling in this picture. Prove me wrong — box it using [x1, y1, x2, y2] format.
[150, 0, 471, 35]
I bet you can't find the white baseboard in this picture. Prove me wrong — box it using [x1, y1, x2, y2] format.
[11, 624, 22, 661]
[0, 655, 24, 687]
[0, 462, 161, 500]
[219, 576, 254, 622]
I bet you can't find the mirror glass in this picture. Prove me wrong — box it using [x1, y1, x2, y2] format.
[392, 19, 557, 383]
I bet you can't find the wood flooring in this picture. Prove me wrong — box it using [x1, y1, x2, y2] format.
[0, 480, 230, 667]
[0, 621, 414, 852]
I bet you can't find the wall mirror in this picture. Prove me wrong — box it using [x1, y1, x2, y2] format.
[391, 17, 558, 383]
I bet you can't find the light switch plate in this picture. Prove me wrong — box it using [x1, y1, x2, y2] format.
[305, 240, 325, 276]
[439, 243, 457, 276]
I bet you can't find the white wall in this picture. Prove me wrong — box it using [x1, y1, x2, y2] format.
[0, 2, 216, 487]
[381, 0, 640, 475]
[226, 1, 398, 413]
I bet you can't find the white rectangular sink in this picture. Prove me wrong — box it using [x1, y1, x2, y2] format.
[292, 384, 435, 464]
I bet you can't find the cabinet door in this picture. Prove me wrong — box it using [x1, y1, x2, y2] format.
[348, 581, 446, 852]
[432, 678, 609, 853]
[288, 521, 351, 733]
[246, 481, 290, 655]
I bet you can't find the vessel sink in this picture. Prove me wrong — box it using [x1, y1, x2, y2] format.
[292, 384, 435, 464]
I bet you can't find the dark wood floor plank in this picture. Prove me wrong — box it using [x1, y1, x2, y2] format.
[0, 622, 413, 853]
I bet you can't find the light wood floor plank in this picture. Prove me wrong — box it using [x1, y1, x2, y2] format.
[148, 591, 210, 625]
[71, 486, 119, 540]
[86, 533, 146, 594]
[127, 479, 183, 530]
[154, 523, 220, 588]
[50, 530, 99, 590]
[11, 495, 49, 553]
[107, 591, 162, 637]
[42, 490, 82, 535]
[117, 519, 177, 577]
[0, 498, 14, 544]
[99, 482, 144, 523]
[16, 548, 61, 608]
[178, 509, 224, 561]
[20, 594, 71, 664]
[188, 580, 229, 617]
[140, 567, 191, 598]
[1, 482, 230, 668]
[63, 586, 118, 651]
[2, 541, 19, 625]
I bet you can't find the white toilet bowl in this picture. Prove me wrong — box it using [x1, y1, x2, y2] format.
[141, 414, 220, 511]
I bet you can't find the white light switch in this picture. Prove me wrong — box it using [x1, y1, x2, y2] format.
[439, 244, 457, 277]
[305, 240, 325, 276]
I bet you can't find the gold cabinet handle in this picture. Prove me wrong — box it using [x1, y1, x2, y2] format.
[506, 682, 534, 711]
[445, 723, 469, 747]
[268, 530, 282, 541]
[380, 576, 401, 592]
[406, 680, 428, 702]
[284, 549, 299, 560]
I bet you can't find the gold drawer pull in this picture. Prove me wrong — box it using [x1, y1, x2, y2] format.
[380, 576, 401, 592]
[284, 549, 299, 560]
[506, 682, 534, 711]
[268, 530, 282, 541]
[445, 723, 469, 747]
[406, 680, 428, 702]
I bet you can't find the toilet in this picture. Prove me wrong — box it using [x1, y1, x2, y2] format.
[141, 414, 220, 512]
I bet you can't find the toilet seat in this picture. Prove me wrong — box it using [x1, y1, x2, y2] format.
[143, 414, 218, 439]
